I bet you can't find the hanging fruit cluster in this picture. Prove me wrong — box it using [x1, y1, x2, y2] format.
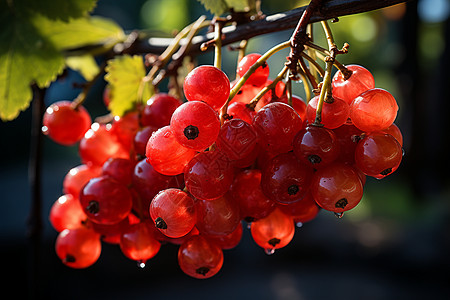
[44, 14, 403, 279]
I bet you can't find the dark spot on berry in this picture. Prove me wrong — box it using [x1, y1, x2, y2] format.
[64, 254, 76, 263]
[308, 154, 322, 164]
[287, 184, 299, 195]
[86, 200, 99, 214]
[262, 62, 268, 69]
[155, 217, 168, 229]
[196, 266, 210, 276]
[184, 125, 199, 140]
[268, 238, 281, 247]
[237, 90, 243, 95]
[380, 168, 392, 176]
[335, 198, 348, 209]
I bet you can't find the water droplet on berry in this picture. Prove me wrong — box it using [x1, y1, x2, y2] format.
[137, 260, 146, 268]
[264, 248, 275, 255]
[296, 222, 303, 228]
[41, 125, 49, 135]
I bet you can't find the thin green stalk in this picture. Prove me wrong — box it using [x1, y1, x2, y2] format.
[247, 65, 289, 109]
[214, 21, 223, 69]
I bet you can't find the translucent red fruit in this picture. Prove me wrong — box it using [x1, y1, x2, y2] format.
[306, 95, 350, 129]
[215, 118, 258, 161]
[277, 95, 307, 123]
[355, 132, 403, 179]
[332, 124, 364, 165]
[140, 93, 182, 128]
[237, 53, 270, 87]
[381, 123, 403, 147]
[120, 220, 161, 265]
[310, 162, 364, 213]
[134, 126, 158, 157]
[79, 123, 130, 167]
[170, 101, 220, 151]
[178, 235, 224, 279]
[331, 64, 375, 104]
[261, 152, 314, 205]
[184, 150, 234, 201]
[293, 125, 340, 168]
[226, 101, 256, 124]
[195, 194, 241, 236]
[204, 222, 243, 250]
[250, 208, 295, 252]
[146, 125, 197, 175]
[230, 169, 275, 222]
[102, 157, 134, 186]
[350, 88, 398, 132]
[149, 188, 196, 238]
[79, 176, 132, 225]
[183, 65, 231, 110]
[252, 102, 303, 154]
[42, 101, 91, 145]
[55, 227, 101, 269]
[49, 194, 87, 232]
[278, 192, 320, 225]
[63, 164, 101, 199]
[111, 111, 140, 152]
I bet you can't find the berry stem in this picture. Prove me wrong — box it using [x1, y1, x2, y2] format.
[213, 19, 224, 69]
[71, 61, 107, 110]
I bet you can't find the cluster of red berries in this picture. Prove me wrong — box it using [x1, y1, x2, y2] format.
[44, 53, 403, 278]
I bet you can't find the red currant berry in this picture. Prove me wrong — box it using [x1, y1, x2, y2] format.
[49, 194, 87, 232]
[354, 132, 403, 179]
[306, 95, 350, 129]
[310, 162, 364, 213]
[146, 125, 197, 176]
[253, 102, 303, 154]
[183, 65, 230, 110]
[150, 188, 196, 238]
[134, 126, 158, 157]
[237, 53, 270, 87]
[140, 93, 182, 128]
[204, 222, 243, 250]
[178, 235, 224, 279]
[332, 64, 375, 105]
[80, 176, 133, 225]
[102, 157, 134, 186]
[226, 101, 256, 124]
[55, 227, 101, 269]
[42, 101, 91, 145]
[63, 164, 101, 199]
[332, 124, 364, 165]
[250, 208, 295, 252]
[350, 88, 398, 132]
[215, 118, 258, 161]
[277, 192, 320, 225]
[170, 101, 220, 151]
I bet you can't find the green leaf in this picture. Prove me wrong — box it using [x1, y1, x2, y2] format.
[0, 7, 65, 121]
[33, 15, 125, 53]
[197, 0, 228, 15]
[225, 0, 249, 11]
[104, 55, 154, 117]
[15, 0, 98, 21]
[66, 55, 100, 81]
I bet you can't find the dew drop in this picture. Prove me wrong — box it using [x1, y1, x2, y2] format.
[296, 221, 303, 228]
[41, 126, 49, 135]
[264, 248, 275, 255]
[137, 260, 146, 268]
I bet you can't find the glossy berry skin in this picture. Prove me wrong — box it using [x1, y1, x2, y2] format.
[146, 125, 197, 176]
[278, 192, 320, 224]
[79, 123, 130, 167]
[102, 157, 134, 186]
[79, 176, 133, 225]
[331, 64, 375, 105]
[49, 194, 87, 232]
[215, 118, 258, 161]
[170, 101, 221, 151]
[230, 169, 275, 222]
[42, 101, 92, 146]
[310, 162, 364, 213]
[355, 132, 403, 179]
[277, 95, 307, 124]
[63, 164, 101, 199]
[55, 227, 101, 269]
[178, 235, 224, 279]
[140, 93, 182, 128]
[183, 65, 231, 110]
[120, 220, 161, 264]
[134, 126, 158, 157]
[227, 102, 256, 124]
[184, 150, 234, 201]
[306, 96, 350, 129]
[252, 102, 303, 154]
[350, 88, 398, 132]
[293, 125, 340, 168]
[195, 194, 240, 236]
[111, 111, 140, 152]
[132, 159, 184, 218]
[204, 222, 243, 250]
[381, 123, 403, 146]
[332, 124, 363, 165]
[149, 188, 196, 238]
[250, 208, 295, 251]
[237, 53, 270, 87]
[261, 152, 314, 205]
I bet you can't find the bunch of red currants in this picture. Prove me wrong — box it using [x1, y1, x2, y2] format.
[44, 53, 403, 278]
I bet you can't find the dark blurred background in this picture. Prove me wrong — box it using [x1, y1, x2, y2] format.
[1, 0, 449, 299]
